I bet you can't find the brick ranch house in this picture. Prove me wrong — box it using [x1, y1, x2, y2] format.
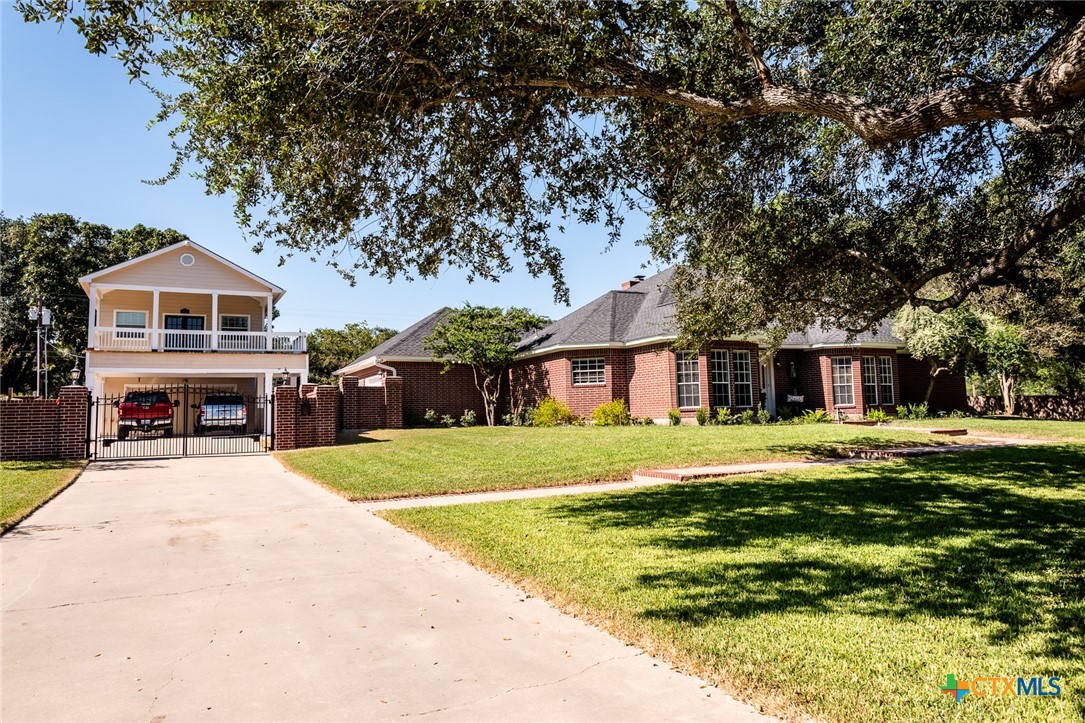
[335, 268, 967, 424]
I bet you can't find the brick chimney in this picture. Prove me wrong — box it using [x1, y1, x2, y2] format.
[620, 275, 646, 290]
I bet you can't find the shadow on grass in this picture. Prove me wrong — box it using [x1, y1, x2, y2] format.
[762, 433, 951, 459]
[547, 445, 1085, 663]
[334, 431, 391, 446]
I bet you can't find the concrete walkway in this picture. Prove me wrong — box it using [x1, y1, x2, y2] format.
[2, 456, 770, 722]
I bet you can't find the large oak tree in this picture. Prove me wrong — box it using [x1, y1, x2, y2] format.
[20, 1, 1085, 341]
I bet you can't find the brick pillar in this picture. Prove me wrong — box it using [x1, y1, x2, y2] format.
[274, 386, 299, 450]
[384, 376, 403, 429]
[313, 385, 338, 447]
[56, 386, 89, 459]
[338, 375, 362, 430]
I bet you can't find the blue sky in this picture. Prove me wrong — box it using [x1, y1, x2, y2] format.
[2, 6, 663, 334]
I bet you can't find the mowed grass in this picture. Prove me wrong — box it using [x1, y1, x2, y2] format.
[276, 424, 949, 500]
[384, 445, 1084, 723]
[895, 416, 1085, 441]
[1, 460, 85, 533]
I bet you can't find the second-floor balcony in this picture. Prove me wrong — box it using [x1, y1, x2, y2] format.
[92, 327, 307, 353]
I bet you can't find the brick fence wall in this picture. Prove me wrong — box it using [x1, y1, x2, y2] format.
[0, 386, 89, 461]
[274, 375, 404, 451]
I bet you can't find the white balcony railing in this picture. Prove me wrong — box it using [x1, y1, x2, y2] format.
[92, 327, 307, 353]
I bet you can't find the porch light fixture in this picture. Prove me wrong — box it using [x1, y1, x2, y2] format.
[277, 368, 291, 386]
[180, 308, 190, 314]
[70, 366, 82, 384]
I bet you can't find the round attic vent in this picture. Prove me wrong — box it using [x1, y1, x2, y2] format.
[179, 252, 196, 267]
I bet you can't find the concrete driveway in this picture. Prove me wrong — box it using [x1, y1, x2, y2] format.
[2, 456, 769, 722]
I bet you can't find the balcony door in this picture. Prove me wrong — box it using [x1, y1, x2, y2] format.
[163, 314, 207, 351]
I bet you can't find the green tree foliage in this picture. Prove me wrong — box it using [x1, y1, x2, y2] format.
[980, 320, 1033, 415]
[424, 305, 548, 426]
[17, 2, 1085, 340]
[1, 213, 186, 394]
[307, 323, 398, 385]
[893, 305, 984, 404]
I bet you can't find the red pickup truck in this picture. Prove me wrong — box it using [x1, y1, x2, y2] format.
[115, 391, 178, 439]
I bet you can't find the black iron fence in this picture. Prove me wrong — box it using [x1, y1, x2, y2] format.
[89, 382, 273, 459]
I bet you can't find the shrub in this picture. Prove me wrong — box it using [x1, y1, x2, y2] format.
[715, 407, 732, 425]
[533, 397, 579, 427]
[423, 409, 439, 426]
[667, 408, 682, 426]
[440, 414, 456, 427]
[866, 408, 893, 424]
[459, 409, 478, 427]
[757, 409, 771, 424]
[592, 399, 631, 426]
[740, 409, 756, 425]
[695, 407, 710, 426]
[801, 408, 831, 424]
[501, 406, 535, 426]
[898, 402, 930, 420]
[948, 409, 970, 419]
[776, 405, 794, 422]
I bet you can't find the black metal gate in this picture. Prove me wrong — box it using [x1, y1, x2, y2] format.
[88, 382, 273, 460]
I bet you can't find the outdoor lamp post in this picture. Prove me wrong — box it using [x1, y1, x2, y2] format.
[70, 366, 82, 384]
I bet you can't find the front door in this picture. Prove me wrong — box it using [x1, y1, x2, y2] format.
[163, 314, 206, 350]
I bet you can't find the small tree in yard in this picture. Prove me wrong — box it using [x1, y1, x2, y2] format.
[893, 305, 984, 404]
[424, 305, 549, 427]
[981, 320, 1033, 416]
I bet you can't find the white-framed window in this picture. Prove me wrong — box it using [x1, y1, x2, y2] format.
[709, 350, 731, 408]
[732, 350, 753, 407]
[114, 310, 147, 339]
[571, 357, 606, 386]
[220, 314, 250, 332]
[879, 356, 895, 405]
[861, 356, 879, 406]
[831, 357, 855, 406]
[675, 352, 701, 408]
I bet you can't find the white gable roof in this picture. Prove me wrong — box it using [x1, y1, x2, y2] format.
[79, 240, 285, 297]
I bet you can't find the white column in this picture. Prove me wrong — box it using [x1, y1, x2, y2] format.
[265, 294, 274, 352]
[211, 292, 219, 350]
[151, 290, 160, 350]
[763, 351, 777, 417]
[87, 284, 96, 348]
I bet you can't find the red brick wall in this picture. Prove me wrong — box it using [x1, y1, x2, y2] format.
[274, 384, 338, 451]
[0, 386, 88, 460]
[897, 353, 969, 410]
[627, 342, 761, 421]
[387, 361, 486, 425]
[628, 344, 675, 418]
[509, 349, 628, 417]
[339, 375, 404, 430]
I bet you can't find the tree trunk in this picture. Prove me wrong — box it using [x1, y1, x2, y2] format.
[924, 361, 948, 405]
[999, 374, 1017, 416]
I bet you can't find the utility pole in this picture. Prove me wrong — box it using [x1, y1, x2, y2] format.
[28, 300, 53, 397]
[29, 299, 42, 397]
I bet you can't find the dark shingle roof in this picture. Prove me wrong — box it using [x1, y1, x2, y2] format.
[517, 267, 677, 352]
[340, 267, 904, 374]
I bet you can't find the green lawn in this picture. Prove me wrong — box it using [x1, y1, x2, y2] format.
[276, 425, 950, 500]
[894, 417, 1085, 441]
[383, 445, 1084, 723]
[1, 460, 85, 533]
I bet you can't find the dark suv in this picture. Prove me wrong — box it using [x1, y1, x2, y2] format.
[115, 391, 177, 439]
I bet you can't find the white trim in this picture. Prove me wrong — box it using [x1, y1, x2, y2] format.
[78, 240, 285, 295]
[91, 367, 307, 376]
[88, 282, 282, 297]
[808, 341, 902, 349]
